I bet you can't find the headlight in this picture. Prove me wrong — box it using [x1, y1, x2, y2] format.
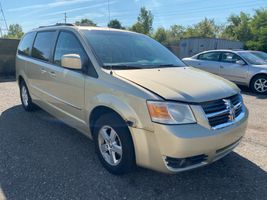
[147, 101, 196, 125]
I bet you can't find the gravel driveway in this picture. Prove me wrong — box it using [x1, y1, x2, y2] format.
[0, 81, 266, 200]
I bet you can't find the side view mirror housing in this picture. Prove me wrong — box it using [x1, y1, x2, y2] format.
[236, 60, 246, 65]
[61, 54, 82, 70]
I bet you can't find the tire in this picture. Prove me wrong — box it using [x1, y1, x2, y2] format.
[93, 113, 136, 175]
[19, 80, 37, 111]
[250, 75, 267, 94]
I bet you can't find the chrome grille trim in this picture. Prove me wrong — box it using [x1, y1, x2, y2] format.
[201, 94, 245, 130]
[206, 109, 229, 118]
[211, 111, 245, 130]
[206, 101, 242, 118]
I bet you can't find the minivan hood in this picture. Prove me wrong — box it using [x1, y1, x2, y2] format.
[114, 67, 239, 103]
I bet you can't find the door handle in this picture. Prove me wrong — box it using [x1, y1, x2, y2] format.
[49, 71, 56, 77]
[41, 68, 47, 74]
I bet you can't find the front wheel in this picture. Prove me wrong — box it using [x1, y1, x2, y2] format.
[250, 75, 267, 94]
[93, 113, 136, 175]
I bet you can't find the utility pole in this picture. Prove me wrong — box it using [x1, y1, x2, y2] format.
[64, 12, 67, 23]
[0, 1, 8, 37]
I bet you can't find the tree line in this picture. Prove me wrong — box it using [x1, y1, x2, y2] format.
[3, 7, 267, 52]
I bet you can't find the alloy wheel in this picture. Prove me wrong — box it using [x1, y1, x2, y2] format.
[254, 78, 267, 93]
[98, 125, 123, 166]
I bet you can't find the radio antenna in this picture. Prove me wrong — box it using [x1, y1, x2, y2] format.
[0, 1, 8, 37]
[107, 0, 111, 23]
[107, 0, 113, 75]
[64, 12, 67, 23]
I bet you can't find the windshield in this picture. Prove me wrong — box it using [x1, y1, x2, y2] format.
[82, 30, 186, 69]
[239, 52, 267, 65]
[251, 51, 267, 61]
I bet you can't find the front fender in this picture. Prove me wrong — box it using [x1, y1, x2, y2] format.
[86, 93, 153, 131]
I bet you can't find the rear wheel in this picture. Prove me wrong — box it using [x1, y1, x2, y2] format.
[19, 81, 36, 111]
[93, 113, 136, 175]
[250, 75, 267, 94]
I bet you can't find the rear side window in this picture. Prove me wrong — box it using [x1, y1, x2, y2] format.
[221, 52, 242, 63]
[18, 32, 35, 56]
[53, 31, 87, 67]
[198, 52, 221, 61]
[32, 31, 56, 62]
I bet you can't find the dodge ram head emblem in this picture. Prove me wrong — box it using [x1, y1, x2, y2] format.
[223, 99, 236, 121]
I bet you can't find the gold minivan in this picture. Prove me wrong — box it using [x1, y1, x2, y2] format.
[16, 24, 248, 174]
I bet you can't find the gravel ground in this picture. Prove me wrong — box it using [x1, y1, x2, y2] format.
[0, 81, 266, 200]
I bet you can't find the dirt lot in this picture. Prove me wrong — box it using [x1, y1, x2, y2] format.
[0, 81, 266, 200]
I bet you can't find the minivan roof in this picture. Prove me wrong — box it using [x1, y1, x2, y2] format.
[32, 23, 132, 33]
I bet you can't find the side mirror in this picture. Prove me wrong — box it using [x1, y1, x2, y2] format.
[236, 60, 246, 65]
[61, 54, 82, 70]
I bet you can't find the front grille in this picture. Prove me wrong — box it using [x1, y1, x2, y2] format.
[201, 94, 243, 128]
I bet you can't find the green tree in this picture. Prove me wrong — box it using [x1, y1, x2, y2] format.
[168, 25, 185, 39]
[165, 25, 185, 45]
[130, 22, 144, 34]
[75, 18, 97, 26]
[246, 8, 267, 51]
[153, 27, 167, 44]
[184, 18, 220, 38]
[221, 12, 252, 42]
[130, 7, 153, 35]
[4, 24, 24, 39]
[107, 19, 124, 29]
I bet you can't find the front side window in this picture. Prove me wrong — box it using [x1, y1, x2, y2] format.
[18, 32, 35, 56]
[54, 31, 87, 67]
[198, 52, 220, 61]
[82, 30, 186, 69]
[221, 52, 242, 63]
[32, 31, 56, 62]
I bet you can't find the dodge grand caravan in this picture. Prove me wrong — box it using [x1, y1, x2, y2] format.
[16, 24, 248, 174]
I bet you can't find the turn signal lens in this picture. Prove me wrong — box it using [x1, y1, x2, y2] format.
[147, 102, 172, 120]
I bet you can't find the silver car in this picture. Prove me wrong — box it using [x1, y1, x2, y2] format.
[183, 50, 267, 94]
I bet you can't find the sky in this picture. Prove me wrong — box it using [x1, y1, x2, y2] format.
[0, 0, 267, 32]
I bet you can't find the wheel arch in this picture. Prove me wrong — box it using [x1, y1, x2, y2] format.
[86, 93, 152, 133]
[18, 75, 25, 86]
[87, 93, 154, 169]
[17, 70, 29, 88]
[89, 106, 129, 136]
[249, 73, 267, 87]
[90, 105, 138, 173]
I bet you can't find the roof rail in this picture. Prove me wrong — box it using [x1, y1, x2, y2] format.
[38, 23, 75, 28]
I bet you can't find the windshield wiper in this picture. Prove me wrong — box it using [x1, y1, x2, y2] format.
[103, 65, 142, 70]
[103, 63, 182, 70]
[153, 64, 181, 67]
